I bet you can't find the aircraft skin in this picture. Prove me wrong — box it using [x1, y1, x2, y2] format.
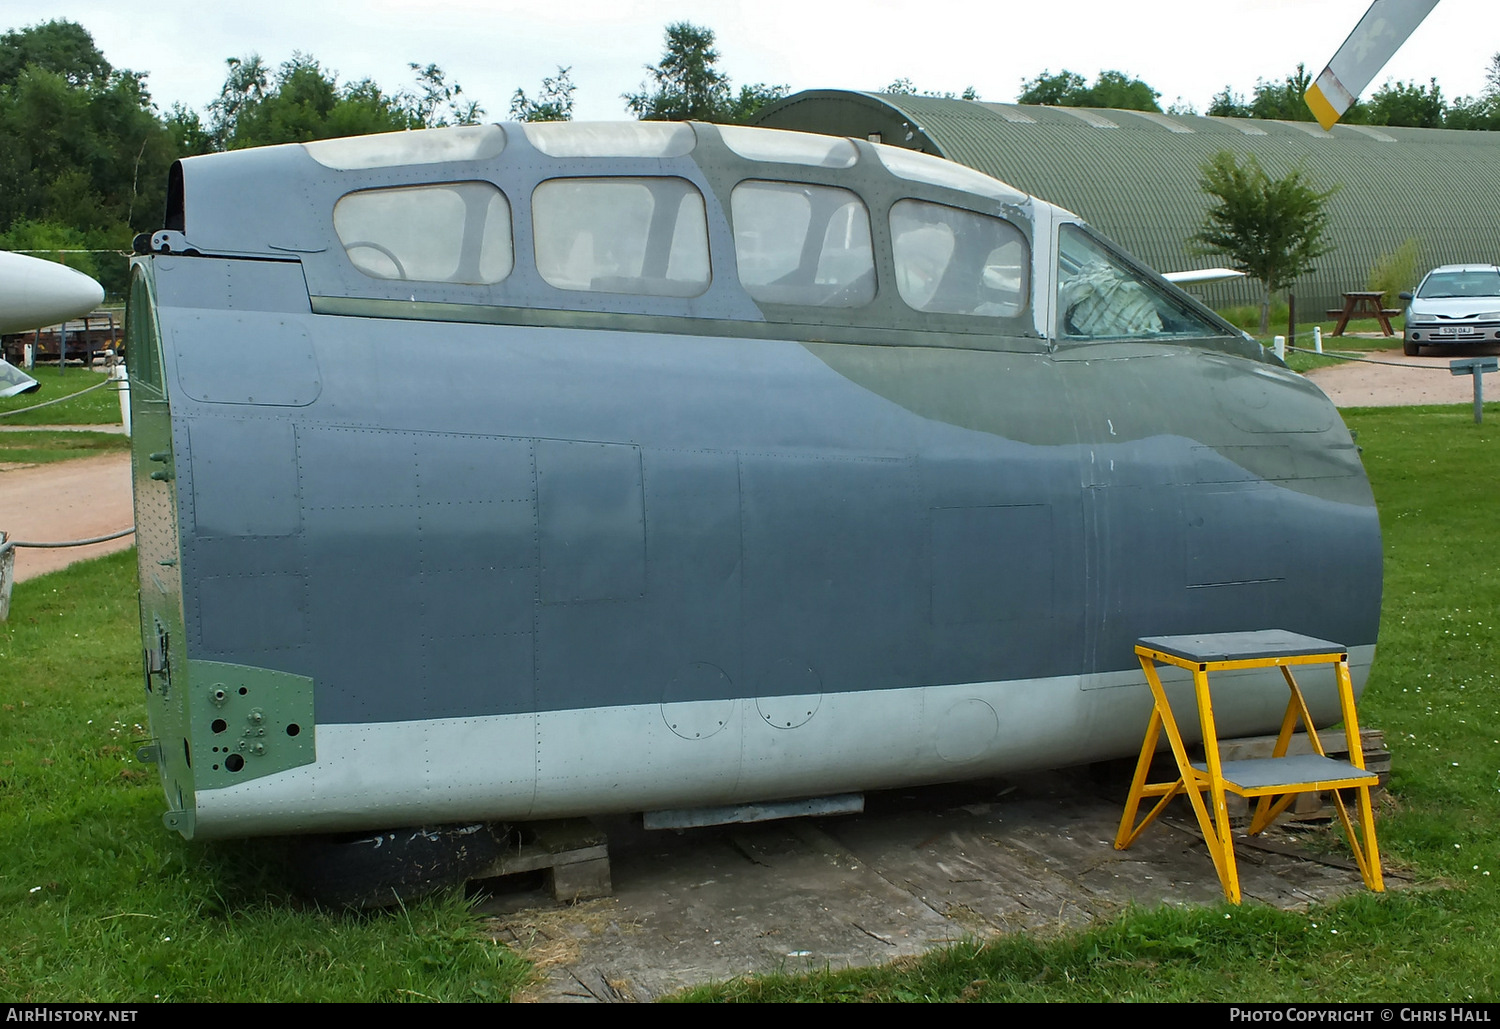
[0, 250, 105, 335]
[125, 122, 1381, 840]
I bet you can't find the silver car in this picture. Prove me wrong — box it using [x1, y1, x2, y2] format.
[1401, 263, 1500, 356]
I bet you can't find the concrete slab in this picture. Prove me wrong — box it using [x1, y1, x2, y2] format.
[483, 766, 1399, 1002]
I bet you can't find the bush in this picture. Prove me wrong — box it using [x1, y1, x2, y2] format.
[1367, 238, 1422, 303]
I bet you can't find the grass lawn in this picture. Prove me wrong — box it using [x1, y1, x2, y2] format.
[1, 404, 1494, 1003]
[0, 553, 530, 1003]
[0, 364, 126, 427]
[0, 430, 130, 466]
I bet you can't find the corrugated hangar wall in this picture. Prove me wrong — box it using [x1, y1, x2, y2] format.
[756, 90, 1500, 320]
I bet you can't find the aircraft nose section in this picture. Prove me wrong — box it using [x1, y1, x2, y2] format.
[0, 252, 106, 334]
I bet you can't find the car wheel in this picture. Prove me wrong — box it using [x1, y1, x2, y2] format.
[1403, 340, 1420, 357]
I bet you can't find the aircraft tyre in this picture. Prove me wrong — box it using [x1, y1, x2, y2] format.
[294, 821, 513, 909]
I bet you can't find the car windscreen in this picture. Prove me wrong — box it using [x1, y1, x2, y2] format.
[1417, 270, 1500, 299]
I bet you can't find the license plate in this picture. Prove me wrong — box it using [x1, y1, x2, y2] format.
[1437, 326, 1476, 336]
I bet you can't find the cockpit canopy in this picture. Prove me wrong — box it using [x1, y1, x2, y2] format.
[159, 121, 1235, 347]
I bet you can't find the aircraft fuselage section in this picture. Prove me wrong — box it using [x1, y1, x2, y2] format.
[127, 122, 1380, 837]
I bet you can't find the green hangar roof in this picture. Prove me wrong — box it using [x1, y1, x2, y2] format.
[757, 90, 1500, 319]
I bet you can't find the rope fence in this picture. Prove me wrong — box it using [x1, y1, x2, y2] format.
[0, 377, 117, 417]
[1284, 345, 1457, 371]
[0, 527, 136, 620]
[0, 527, 136, 555]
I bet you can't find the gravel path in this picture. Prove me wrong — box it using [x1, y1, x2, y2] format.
[1302, 344, 1500, 407]
[0, 451, 133, 583]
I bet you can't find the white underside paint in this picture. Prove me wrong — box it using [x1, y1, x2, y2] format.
[192, 645, 1374, 838]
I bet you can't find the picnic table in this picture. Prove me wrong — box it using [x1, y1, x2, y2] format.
[1326, 291, 1399, 337]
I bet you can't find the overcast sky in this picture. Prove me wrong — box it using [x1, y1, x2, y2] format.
[6, 0, 1498, 122]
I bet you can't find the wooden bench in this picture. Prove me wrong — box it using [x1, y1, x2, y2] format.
[1328, 292, 1396, 336]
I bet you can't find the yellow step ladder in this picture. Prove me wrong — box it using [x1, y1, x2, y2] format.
[1114, 629, 1383, 904]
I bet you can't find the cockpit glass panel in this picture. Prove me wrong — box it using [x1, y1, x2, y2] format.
[533, 177, 710, 297]
[0, 358, 38, 399]
[304, 125, 506, 170]
[523, 121, 696, 158]
[1056, 225, 1225, 340]
[731, 181, 874, 307]
[716, 125, 858, 168]
[125, 269, 163, 394]
[334, 182, 513, 285]
[873, 145, 1027, 205]
[890, 200, 1029, 317]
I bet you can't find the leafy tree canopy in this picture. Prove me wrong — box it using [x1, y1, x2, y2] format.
[881, 78, 979, 100]
[1365, 77, 1445, 128]
[624, 22, 787, 124]
[511, 66, 575, 122]
[209, 53, 484, 150]
[0, 20, 183, 296]
[1249, 63, 1314, 121]
[1191, 150, 1339, 334]
[0, 19, 110, 89]
[1017, 69, 1159, 112]
[1446, 52, 1500, 130]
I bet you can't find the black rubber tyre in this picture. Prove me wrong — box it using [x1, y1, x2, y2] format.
[1403, 339, 1421, 357]
[295, 821, 512, 909]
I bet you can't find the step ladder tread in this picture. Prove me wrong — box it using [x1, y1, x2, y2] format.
[1190, 753, 1377, 791]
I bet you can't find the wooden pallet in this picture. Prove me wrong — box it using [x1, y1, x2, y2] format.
[469, 818, 612, 902]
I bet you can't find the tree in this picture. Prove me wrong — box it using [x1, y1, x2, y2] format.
[511, 66, 575, 122]
[1017, 68, 1159, 111]
[206, 55, 269, 147]
[1191, 151, 1339, 335]
[1446, 52, 1500, 130]
[0, 20, 185, 299]
[624, 22, 786, 124]
[625, 22, 729, 121]
[210, 53, 446, 150]
[882, 78, 979, 101]
[1086, 70, 1160, 112]
[408, 62, 482, 127]
[1017, 69, 1086, 106]
[1207, 86, 1250, 118]
[722, 82, 790, 122]
[1366, 78, 1445, 128]
[1249, 64, 1314, 121]
[0, 19, 109, 89]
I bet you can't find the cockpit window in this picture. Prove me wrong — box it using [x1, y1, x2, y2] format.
[333, 182, 513, 284]
[1056, 225, 1223, 340]
[890, 200, 1029, 317]
[533, 177, 710, 297]
[731, 180, 874, 308]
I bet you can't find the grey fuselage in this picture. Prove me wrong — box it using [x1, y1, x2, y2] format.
[125, 122, 1381, 839]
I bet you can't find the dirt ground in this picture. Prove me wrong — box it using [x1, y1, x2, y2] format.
[1300, 341, 1500, 407]
[0, 448, 133, 582]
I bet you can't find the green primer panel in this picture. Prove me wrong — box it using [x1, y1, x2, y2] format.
[188, 660, 315, 791]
